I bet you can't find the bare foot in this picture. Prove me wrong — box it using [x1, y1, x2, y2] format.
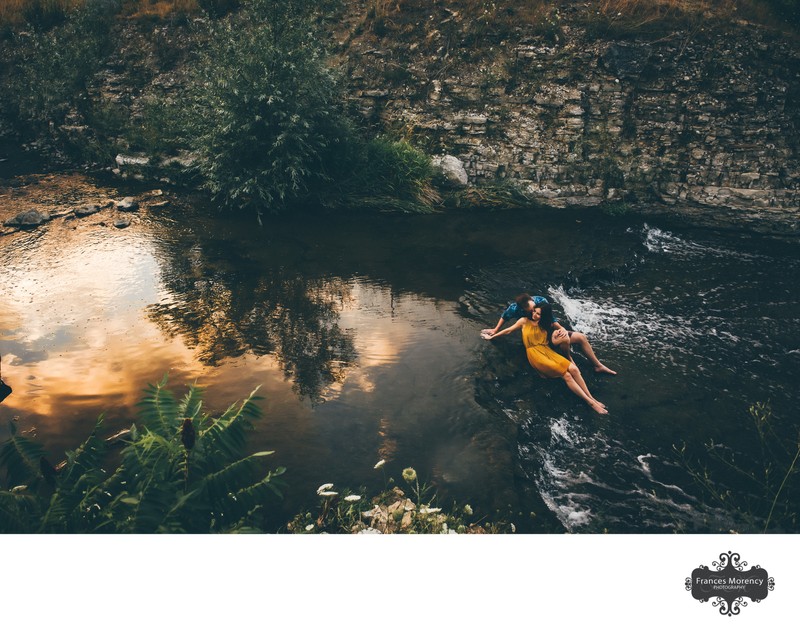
[594, 364, 617, 375]
[590, 401, 608, 414]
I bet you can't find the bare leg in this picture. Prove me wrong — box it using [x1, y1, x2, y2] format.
[563, 371, 608, 414]
[568, 363, 606, 409]
[570, 332, 616, 375]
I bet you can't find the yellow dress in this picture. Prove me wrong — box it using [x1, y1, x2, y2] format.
[522, 319, 570, 378]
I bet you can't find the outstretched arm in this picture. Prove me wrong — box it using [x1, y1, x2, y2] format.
[485, 318, 525, 339]
[481, 317, 507, 337]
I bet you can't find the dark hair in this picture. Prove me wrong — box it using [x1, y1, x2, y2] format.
[537, 302, 556, 334]
[515, 293, 532, 311]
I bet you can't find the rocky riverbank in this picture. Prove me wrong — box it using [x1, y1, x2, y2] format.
[3, 2, 799, 236]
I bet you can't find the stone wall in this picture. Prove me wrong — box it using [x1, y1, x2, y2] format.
[343, 12, 800, 233]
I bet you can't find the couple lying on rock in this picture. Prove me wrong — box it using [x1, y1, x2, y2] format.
[481, 294, 615, 415]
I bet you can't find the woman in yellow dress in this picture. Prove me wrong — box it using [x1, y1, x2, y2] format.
[485, 304, 608, 414]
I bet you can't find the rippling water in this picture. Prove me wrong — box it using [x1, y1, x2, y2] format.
[1, 175, 798, 532]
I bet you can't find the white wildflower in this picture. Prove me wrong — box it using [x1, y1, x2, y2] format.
[374, 459, 386, 469]
[316, 483, 334, 495]
[305, 524, 314, 532]
[418, 506, 442, 514]
[463, 504, 473, 516]
[344, 495, 362, 502]
[319, 491, 338, 497]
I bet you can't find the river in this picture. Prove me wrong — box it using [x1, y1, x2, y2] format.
[1, 174, 799, 533]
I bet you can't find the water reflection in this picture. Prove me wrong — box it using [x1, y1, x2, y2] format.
[148, 258, 358, 402]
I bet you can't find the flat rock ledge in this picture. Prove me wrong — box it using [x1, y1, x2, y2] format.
[4, 210, 51, 227]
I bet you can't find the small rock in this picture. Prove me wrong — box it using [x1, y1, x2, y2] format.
[75, 204, 102, 218]
[115, 197, 139, 212]
[115, 154, 150, 167]
[114, 217, 131, 229]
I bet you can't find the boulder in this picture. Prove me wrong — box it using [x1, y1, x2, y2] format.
[431, 155, 469, 188]
[115, 197, 139, 212]
[75, 204, 102, 218]
[4, 210, 51, 227]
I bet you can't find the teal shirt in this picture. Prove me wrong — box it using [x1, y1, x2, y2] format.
[500, 296, 550, 321]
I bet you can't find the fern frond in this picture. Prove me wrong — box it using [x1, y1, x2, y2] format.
[177, 383, 206, 423]
[136, 376, 180, 435]
[38, 489, 71, 533]
[128, 476, 185, 534]
[234, 469, 287, 508]
[195, 388, 263, 469]
[0, 422, 46, 488]
[59, 422, 107, 488]
[198, 451, 276, 504]
[0, 490, 42, 533]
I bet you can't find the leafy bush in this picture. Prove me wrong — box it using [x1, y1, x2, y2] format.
[0, 379, 285, 533]
[179, 0, 349, 215]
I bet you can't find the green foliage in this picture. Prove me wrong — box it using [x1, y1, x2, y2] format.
[327, 135, 437, 211]
[0, 379, 285, 533]
[178, 0, 349, 214]
[2, 0, 120, 147]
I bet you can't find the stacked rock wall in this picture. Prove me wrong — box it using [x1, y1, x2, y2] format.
[345, 17, 800, 232]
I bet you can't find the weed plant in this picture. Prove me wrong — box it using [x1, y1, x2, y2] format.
[675, 402, 800, 533]
[0, 378, 285, 533]
[288, 463, 512, 533]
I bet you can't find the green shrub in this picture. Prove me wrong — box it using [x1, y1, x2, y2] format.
[0, 379, 285, 533]
[3, 0, 120, 146]
[178, 0, 348, 215]
[347, 137, 434, 200]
